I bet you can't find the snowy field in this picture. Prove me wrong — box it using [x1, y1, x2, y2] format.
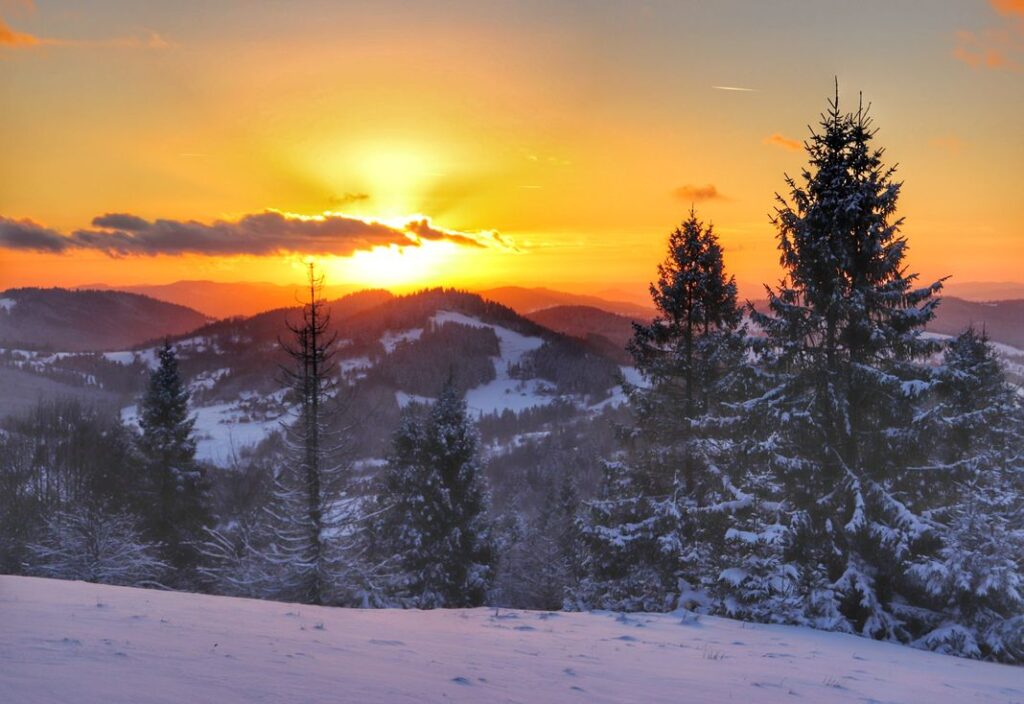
[1, 577, 1021, 704]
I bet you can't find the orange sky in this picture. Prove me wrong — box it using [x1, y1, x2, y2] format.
[1, 1, 1022, 301]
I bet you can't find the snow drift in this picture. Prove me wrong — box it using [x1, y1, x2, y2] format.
[1, 576, 1021, 703]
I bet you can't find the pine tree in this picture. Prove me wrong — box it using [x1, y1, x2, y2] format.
[724, 84, 944, 638]
[263, 263, 356, 605]
[372, 381, 493, 608]
[139, 341, 210, 575]
[573, 210, 748, 611]
[909, 329, 1024, 662]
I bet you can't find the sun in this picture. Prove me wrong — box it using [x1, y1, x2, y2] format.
[324, 239, 463, 290]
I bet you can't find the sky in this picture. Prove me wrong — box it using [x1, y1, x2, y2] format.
[1, 0, 1022, 300]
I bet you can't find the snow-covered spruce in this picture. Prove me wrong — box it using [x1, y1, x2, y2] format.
[137, 340, 211, 578]
[369, 379, 494, 607]
[907, 328, 1024, 661]
[573, 209, 752, 612]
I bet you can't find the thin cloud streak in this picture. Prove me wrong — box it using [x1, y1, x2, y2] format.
[712, 85, 757, 92]
[0, 15, 171, 50]
[763, 133, 802, 152]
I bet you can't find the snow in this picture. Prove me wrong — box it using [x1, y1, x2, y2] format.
[2, 576, 1021, 704]
[122, 401, 282, 466]
[381, 327, 423, 353]
[432, 310, 555, 415]
[396, 390, 434, 408]
[0, 297, 15, 312]
[103, 348, 159, 369]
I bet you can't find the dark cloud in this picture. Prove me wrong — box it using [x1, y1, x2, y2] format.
[405, 218, 485, 248]
[673, 184, 727, 203]
[0, 216, 69, 252]
[70, 211, 411, 257]
[0, 210, 512, 257]
[91, 213, 151, 231]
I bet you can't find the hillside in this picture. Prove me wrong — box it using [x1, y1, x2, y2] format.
[929, 297, 1024, 348]
[525, 305, 638, 364]
[0, 288, 627, 465]
[0, 288, 210, 352]
[1, 576, 1019, 704]
[82, 280, 358, 319]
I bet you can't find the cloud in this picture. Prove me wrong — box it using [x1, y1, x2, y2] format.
[673, 184, 727, 203]
[328, 192, 370, 207]
[953, 2, 1024, 71]
[0, 16, 37, 45]
[0, 216, 69, 252]
[0, 210, 512, 257]
[992, 0, 1024, 16]
[404, 219, 486, 249]
[0, 15, 170, 51]
[91, 213, 150, 231]
[404, 219, 517, 251]
[763, 133, 802, 152]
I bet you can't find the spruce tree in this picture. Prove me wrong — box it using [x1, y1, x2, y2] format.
[573, 210, 748, 611]
[139, 340, 210, 575]
[373, 381, 493, 607]
[724, 85, 944, 638]
[909, 329, 1024, 662]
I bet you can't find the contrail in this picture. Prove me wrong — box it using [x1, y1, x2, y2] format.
[712, 85, 757, 92]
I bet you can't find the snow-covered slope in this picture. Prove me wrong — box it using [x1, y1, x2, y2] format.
[1, 576, 1020, 704]
[434, 310, 554, 415]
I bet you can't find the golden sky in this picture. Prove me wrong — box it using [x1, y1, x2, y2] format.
[1, 0, 1022, 300]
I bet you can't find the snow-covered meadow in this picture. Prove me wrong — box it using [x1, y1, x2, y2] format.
[1, 576, 1020, 704]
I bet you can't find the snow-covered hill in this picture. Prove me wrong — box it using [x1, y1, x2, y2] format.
[1, 576, 1020, 704]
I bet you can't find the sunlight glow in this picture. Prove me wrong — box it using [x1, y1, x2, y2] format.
[325, 239, 463, 290]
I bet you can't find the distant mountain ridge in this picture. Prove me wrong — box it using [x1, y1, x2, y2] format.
[81, 280, 357, 319]
[0, 288, 210, 352]
[477, 286, 654, 318]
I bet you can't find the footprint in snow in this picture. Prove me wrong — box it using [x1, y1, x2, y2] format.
[451, 676, 472, 686]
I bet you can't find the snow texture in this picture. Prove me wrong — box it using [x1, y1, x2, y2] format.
[1, 576, 1020, 704]
[123, 401, 281, 466]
